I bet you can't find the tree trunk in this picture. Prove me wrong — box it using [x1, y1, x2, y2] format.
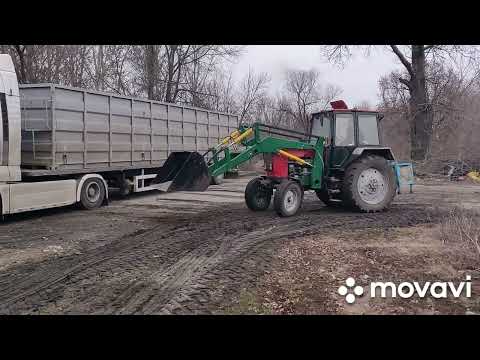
[409, 45, 431, 161]
[14, 45, 27, 83]
[165, 45, 178, 103]
[95, 45, 104, 91]
[145, 45, 156, 100]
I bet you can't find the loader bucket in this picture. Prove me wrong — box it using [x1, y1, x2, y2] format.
[152, 151, 211, 192]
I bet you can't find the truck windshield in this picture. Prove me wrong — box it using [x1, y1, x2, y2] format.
[335, 113, 354, 146]
[358, 114, 379, 145]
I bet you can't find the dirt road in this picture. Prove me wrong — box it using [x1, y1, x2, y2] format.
[0, 175, 479, 314]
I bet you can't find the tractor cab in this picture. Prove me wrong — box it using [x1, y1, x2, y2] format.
[310, 100, 393, 172]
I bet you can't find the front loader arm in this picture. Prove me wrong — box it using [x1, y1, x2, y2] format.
[209, 144, 259, 178]
[152, 122, 324, 193]
[209, 135, 324, 188]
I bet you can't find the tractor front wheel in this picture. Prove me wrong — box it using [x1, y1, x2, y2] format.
[245, 177, 272, 211]
[274, 180, 304, 217]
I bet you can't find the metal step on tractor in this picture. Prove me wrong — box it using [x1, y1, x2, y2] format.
[153, 100, 412, 217]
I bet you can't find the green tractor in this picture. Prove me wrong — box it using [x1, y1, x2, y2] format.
[154, 101, 399, 217]
[308, 101, 397, 211]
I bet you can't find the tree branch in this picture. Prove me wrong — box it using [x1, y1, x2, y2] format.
[398, 77, 412, 89]
[390, 45, 414, 78]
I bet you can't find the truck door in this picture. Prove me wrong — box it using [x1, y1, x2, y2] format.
[0, 54, 21, 179]
[331, 112, 355, 168]
[0, 92, 8, 166]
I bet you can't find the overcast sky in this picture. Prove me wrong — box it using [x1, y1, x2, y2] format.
[230, 45, 402, 107]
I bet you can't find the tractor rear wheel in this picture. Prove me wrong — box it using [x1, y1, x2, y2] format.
[245, 177, 272, 211]
[274, 180, 303, 217]
[342, 155, 396, 212]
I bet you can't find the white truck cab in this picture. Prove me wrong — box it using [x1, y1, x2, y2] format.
[0, 54, 107, 216]
[0, 54, 21, 182]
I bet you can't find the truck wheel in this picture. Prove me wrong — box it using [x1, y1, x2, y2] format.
[342, 155, 396, 212]
[245, 177, 272, 211]
[80, 178, 106, 210]
[211, 173, 224, 185]
[274, 180, 303, 217]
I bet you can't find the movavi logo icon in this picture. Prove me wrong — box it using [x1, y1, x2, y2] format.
[338, 275, 472, 304]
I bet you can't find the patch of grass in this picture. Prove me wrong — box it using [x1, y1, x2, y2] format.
[223, 288, 273, 315]
[439, 207, 480, 258]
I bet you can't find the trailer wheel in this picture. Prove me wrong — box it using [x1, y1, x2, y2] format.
[245, 177, 272, 211]
[80, 178, 106, 210]
[342, 155, 396, 212]
[274, 180, 303, 217]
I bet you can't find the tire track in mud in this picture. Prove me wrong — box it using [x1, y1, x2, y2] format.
[0, 224, 189, 312]
[123, 226, 276, 314]
[0, 204, 257, 314]
[153, 206, 435, 314]
[0, 199, 439, 314]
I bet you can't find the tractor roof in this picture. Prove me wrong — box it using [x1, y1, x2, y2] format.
[312, 109, 379, 117]
[312, 100, 378, 116]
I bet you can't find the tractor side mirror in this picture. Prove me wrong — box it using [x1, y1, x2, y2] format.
[378, 114, 385, 122]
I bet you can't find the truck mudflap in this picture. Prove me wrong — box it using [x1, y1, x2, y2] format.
[151, 152, 211, 192]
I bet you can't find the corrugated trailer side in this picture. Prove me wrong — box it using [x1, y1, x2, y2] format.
[19, 84, 239, 171]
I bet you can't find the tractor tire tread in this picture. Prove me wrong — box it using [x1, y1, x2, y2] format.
[245, 177, 272, 211]
[341, 154, 396, 212]
[273, 180, 303, 217]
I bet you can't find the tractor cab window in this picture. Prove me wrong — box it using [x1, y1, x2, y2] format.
[311, 113, 331, 140]
[335, 113, 355, 146]
[358, 114, 380, 145]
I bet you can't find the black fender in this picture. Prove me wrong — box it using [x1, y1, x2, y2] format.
[343, 147, 396, 170]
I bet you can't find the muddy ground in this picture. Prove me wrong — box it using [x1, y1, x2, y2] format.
[0, 174, 479, 314]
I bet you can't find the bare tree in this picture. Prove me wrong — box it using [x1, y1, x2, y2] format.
[282, 68, 342, 131]
[353, 100, 373, 110]
[85, 45, 134, 95]
[240, 69, 342, 130]
[237, 68, 271, 122]
[3, 44, 244, 108]
[322, 45, 480, 160]
[2, 45, 92, 87]
[128, 45, 243, 104]
[202, 67, 237, 113]
[379, 58, 480, 168]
